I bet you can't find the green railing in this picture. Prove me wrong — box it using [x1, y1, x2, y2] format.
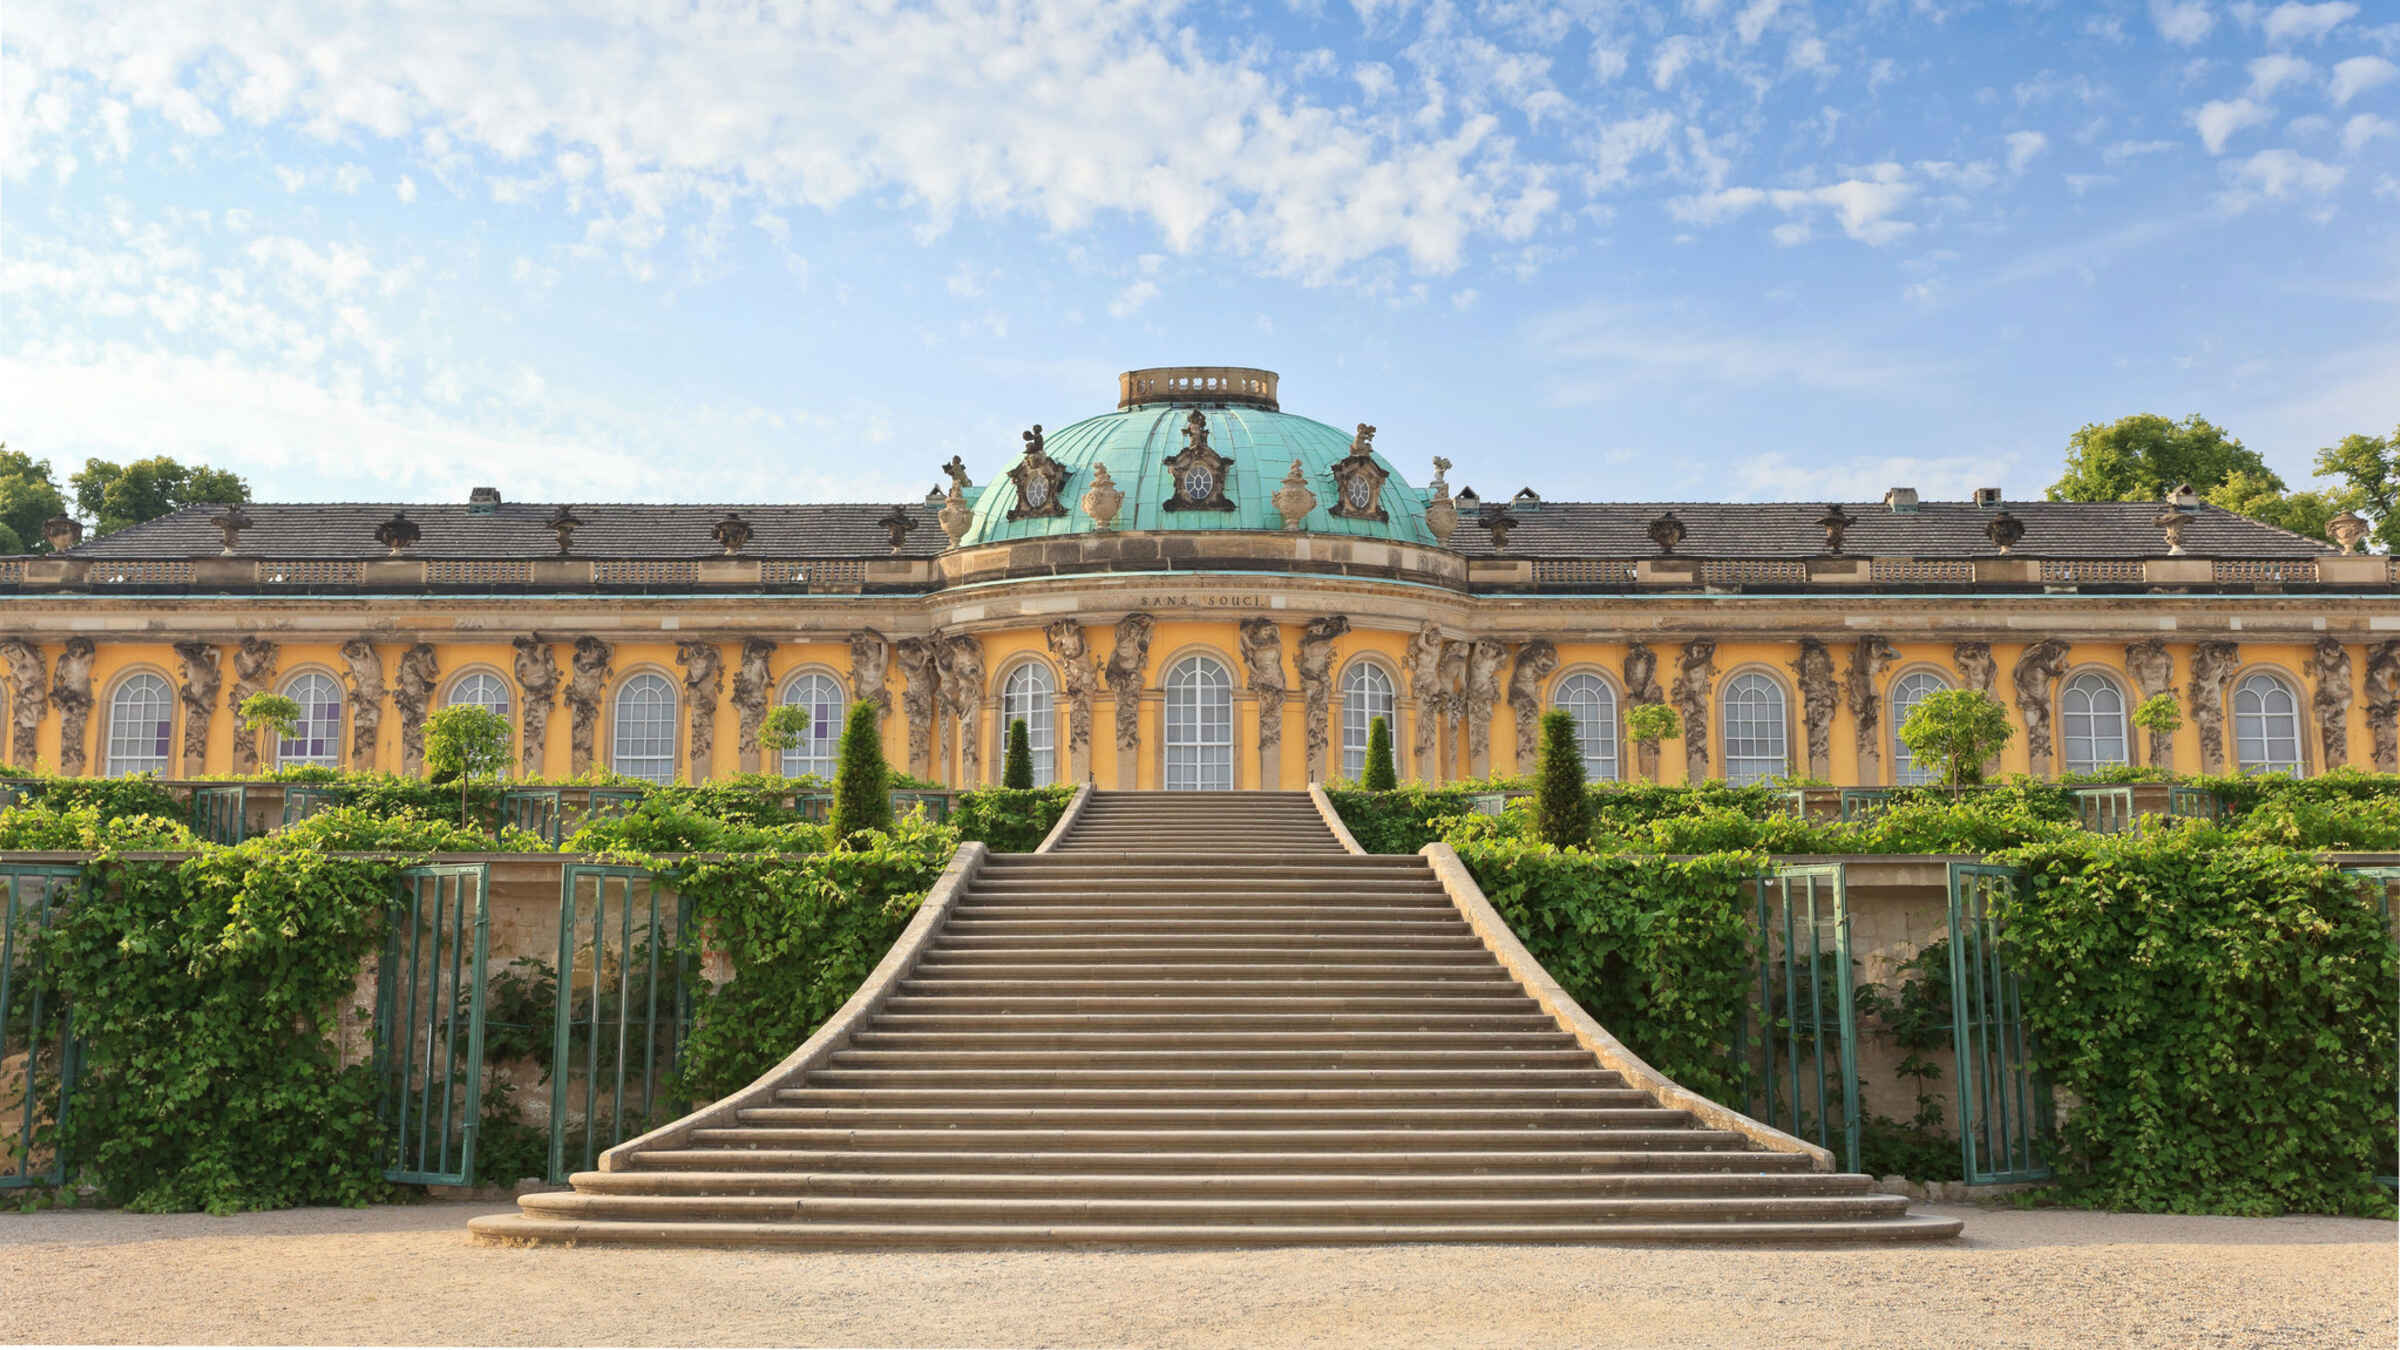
[279, 784, 346, 827]
[1770, 789, 1810, 819]
[375, 864, 490, 1186]
[0, 780, 38, 809]
[1837, 788, 1894, 822]
[498, 788, 566, 847]
[2168, 786, 2225, 821]
[1738, 863, 1860, 1172]
[189, 784, 247, 844]
[892, 789, 951, 822]
[1946, 863, 2053, 1185]
[585, 787, 646, 821]
[2339, 866, 2400, 1189]
[1, 865, 82, 1190]
[549, 864, 694, 1181]
[2070, 786, 2135, 835]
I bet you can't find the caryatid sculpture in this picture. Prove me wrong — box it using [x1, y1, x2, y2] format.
[732, 638, 775, 772]
[848, 629, 892, 719]
[1405, 623, 1445, 780]
[1046, 619, 1100, 779]
[1295, 616, 1350, 784]
[0, 640, 47, 770]
[1465, 639, 1507, 776]
[1673, 640, 1717, 782]
[2011, 639, 2071, 777]
[227, 637, 278, 772]
[2124, 639, 2175, 769]
[2365, 640, 2400, 774]
[2187, 641, 2241, 775]
[1789, 638, 1839, 780]
[2306, 636, 2352, 770]
[1103, 613, 1155, 752]
[940, 634, 987, 786]
[340, 639, 386, 771]
[1238, 618, 1286, 787]
[892, 636, 942, 779]
[565, 637, 613, 776]
[511, 636, 558, 777]
[1844, 635, 1900, 782]
[1507, 640, 1559, 776]
[677, 641, 724, 783]
[1621, 642, 1664, 781]
[174, 641, 223, 776]
[394, 643, 440, 777]
[50, 638, 95, 776]
[1952, 641, 1997, 695]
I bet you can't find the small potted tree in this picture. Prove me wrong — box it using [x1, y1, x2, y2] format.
[1002, 717, 1036, 790]
[1363, 715, 1398, 791]
[2131, 692, 2182, 771]
[1625, 702, 1680, 785]
[422, 703, 512, 829]
[238, 691, 301, 768]
[830, 700, 893, 840]
[1895, 689, 2014, 790]
[757, 704, 810, 771]
[1535, 709, 1590, 849]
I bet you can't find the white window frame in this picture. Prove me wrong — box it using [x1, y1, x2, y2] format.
[778, 671, 846, 780]
[997, 662, 1057, 786]
[106, 673, 175, 777]
[1163, 654, 1234, 791]
[1339, 661, 1396, 780]
[610, 672, 679, 784]
[276, 671, 344, 769]
[2232, 670, 2304, 775]
[444, 670, 513, 720]
[2060, 671, 2131, 775]
[1888, 669, 1952, 786]
[1550, 670, 1620, 782]
[1720, 671, 1790, 786]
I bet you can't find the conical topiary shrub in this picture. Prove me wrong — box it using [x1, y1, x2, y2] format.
[1535, 708, 1589, 848]
[1003, 717, 1035, 789]
[830, 699, 893, 839]
[1363, 714, 1398, 791]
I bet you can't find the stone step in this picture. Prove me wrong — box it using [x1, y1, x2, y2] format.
[963, 881, 1450, 897]
[469, 1214, 1967, 1247]
[869, 1013, 1561, 1032]
[571, 1170, 1855, 1199]
[622, 1147, 1820, 1175]
[908, 962, 1502, 980]
[940, 919, 1468, 935]
[929, 931, 1484, 950]
[844, 1030, 1584, 1050]
[980, 857, 1423, 871]
[771, 1086, 1657, 1108]
[828, 1047, 1602, 1068]
[878, 995, 1537, 1015]
[514, 1190, 1915, 1225]
[801, 1067, 1626, 1088]
[914, 946, 1495, 966]
[898, 978, 1521, 997]
[684, 1126, 1752, 1152]
[946, 906, 1462, 924]
[730, 1105, 1693, 1129]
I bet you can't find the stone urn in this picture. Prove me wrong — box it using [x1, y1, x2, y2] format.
[938, 486, 974, 545]
[1080, 463, 1124, 530]
[1272, 460, 1318, 530]
[2330, 510, 2369, 555]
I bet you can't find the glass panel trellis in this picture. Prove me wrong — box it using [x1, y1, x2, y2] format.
[1736, 864, 1860, 1172]
[2070, 786, 2135, 835]
[280, 784, 346, 827]
[499, 788, 565, 846]
[1838, 788, 1894, 822]
[550, 864, 695, 1181]
[1, 865, 82, 1190]
[1946, 863, 2053, 1185]
[190, 784, 246, 844]
[375, 864, 490, 1186]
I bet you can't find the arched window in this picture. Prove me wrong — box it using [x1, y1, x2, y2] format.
[1550, 671, 1620, 781]
[2233, 671, 2304, 774]
[1339, 662, 1396, 780]
[1163, 654, 1234, 791]
[611, 673, 678, 784]
[778, 672, 845, 780]
[277, 672, 343, 768]
[1720, 672, 1789, 786]
[2060, 672, 2130, 774]
[1888, 670, 1952, 786]
[999, 662, 1057, 786]
[105, 673, 174, 777]
[445, 670, 513, 720]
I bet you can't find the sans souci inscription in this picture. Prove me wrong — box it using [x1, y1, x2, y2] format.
[1132, 593, 1274, 610]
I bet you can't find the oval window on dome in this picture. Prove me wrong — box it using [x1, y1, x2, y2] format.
[1184, 467, 1214, 501]
[1344, 476, 1374, 510]
[1023, 476, 1050, 508]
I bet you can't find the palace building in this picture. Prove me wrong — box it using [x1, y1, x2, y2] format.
[1, 365, 2390, 790]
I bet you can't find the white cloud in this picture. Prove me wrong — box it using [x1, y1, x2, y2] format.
[395, 174, 418, 204]
[1587, 112, 1676, 190]
[2229, 147, 2347, 198]
[1451, 287, 1479, 310]
[2344, 113, 2397, 152]
[2193, 98, 2274, 153]
[1770, 221, 1811, 246]
[2104, 139, 2181, 162]
[1672, 164, 1920, 244]
[1666, 186, 1766, 224]
[2150, 0, 2216, 46]
[1734, 0, 1784, 44]
[1788, 38, 1829, 73]
[1108, 280, 1159, 318]
[2246, 54, 2316, 98]
[2005, 131, 2048, 173]
[1527, 303, 1951, 402]
[1652, 36, 1701, 90]
[2259, 2, 2357, 43]
[2331, 56, 2399, 105]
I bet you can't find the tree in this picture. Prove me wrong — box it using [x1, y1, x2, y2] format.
[1362, 715, 1398, 791]
[0, 445, 68, 555]
[757, 704, 810, 769]
[72, 455, 251, 536]
[1625, 702, 1680, 784]
[1896, 689, 2015, 789]
[2131, 693, 2183, 742]
[238, 692, 302, 756]
[2203, 469, 2355, 544]
[1002, 717, 1035, 789]
[829, 699, 892, 839]
[2047, 414, 2276, 504]
[423, 703, 512, 828]
[2314, 424, 2400, 552]
[1534, 709, 1590, 849]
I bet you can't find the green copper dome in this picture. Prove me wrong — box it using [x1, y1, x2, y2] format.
[959, 367, 1436, 548]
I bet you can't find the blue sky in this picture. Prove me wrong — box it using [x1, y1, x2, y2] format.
[5, 0, 2396, 510]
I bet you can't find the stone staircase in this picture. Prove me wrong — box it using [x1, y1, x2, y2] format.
[469, 790, 1961, 1246]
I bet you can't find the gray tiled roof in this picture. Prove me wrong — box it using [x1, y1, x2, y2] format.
[1447, 500, 2335, 559]
[67, 501, 948, 561]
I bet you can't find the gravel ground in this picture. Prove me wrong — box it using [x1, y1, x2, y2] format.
[2, 1202, 2391, 1348]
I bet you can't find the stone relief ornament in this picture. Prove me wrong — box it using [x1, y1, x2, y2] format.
[1006, 425, 1070, 522]
[1161, 411, 1236, 513]
[1046, 620, 1100, 768]
[394, 643, 440, 777]
[733, 638, 774, 771]
[893, 636, 942, 778]
[174, 641, 222, 777]
[51, 638, 95, 777]
[1295, 616, 1351, 783]
[1272, 461, 1318, 530]
[2011, 639, 2072, 778]
[1080, 464, 1124, 530]
[848, 628, 892, 717]
[1952, 641, 1998, 695]
[2306, 636, 2353, 770]
[1406, 623, 1446, 777]
[1425, 457, 1459, 546]
[2124, 638, 2176, 769]
[1673, 640, 1718, 781]
[0, 640, 47, 769]
[2365, 640, 2400, 773]
[1103, 613, 1156, 752]
[565, 637, 614, 776]
[677, 641, 724, 783]
[1465, 639, 1507, 770]
[2187, 641, 2241, 775]
[227, 637, 278, 773]
[1238, 619, 1287, 757]
[1507, 640, 1560, 776]
[341, 640, 386, 771]
[939, 634, 987, 787]
[1621, 642, 1665, 781]
[1844, 636, 1901, 780]
[512, 635, 558, 777]
[1326, 425, 1390, 524]
[1789, 639, 1839, 780]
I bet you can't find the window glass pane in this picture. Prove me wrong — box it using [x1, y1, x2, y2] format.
[2061, 673, 2129, 774]
[277, 672, 344, 768]
[2233, 672, 2302, 774]
[1163, 656, 1233, 791]
[1339, 663, 1395, 779]
[1889, 670, 1952, 785]
[778, 673, 845, 779]
[106, 674, 174, 776]
[446, 671, 513, 719]
[1550, 672, 1619, 781]
[1000, 663, 1056, 785]
[1720, 673, 1788, 786]
[611, 674, 677, 784]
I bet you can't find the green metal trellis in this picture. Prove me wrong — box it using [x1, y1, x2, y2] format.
[584, 787, 645, 821]
[498, 788, 566, 846]
[1, 865, 82, 1190]
[891, 790, 951, 822]
[2069, 786, 2135, 835]
[2167, 786, 2225, 821]
[1738, 863, 1860, 1172]
[279, 784, 345, 827]
[190, 784, 246, 844]
[374, 864, 490, 1186]
[1946, 862, 2053, 1185]
[548, 864, 694, 1181]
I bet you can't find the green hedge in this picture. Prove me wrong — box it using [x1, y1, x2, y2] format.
[950, 785, 1078, 853]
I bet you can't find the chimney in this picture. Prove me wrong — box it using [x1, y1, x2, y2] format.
[1972, 487, 2003, 508]
[467, 487, 503, 515]
[1883, 487, 1919, 513]
[2166, 481, 2199, 512]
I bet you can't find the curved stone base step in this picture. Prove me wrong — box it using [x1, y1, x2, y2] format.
[468, 1214, 1967, 1248]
